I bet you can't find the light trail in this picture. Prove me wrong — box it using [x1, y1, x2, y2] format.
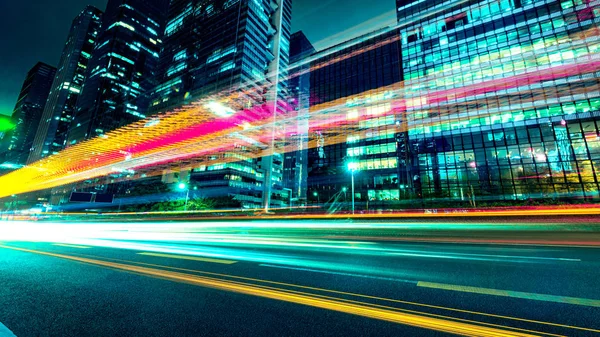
[137, 252, 237, 265]
[0, 24, 597, 198]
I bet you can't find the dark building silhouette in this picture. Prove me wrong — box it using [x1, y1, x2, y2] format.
[1, 63, 56, 166]
[284, 31, 315, 204]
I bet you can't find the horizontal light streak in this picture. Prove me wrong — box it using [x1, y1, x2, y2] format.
[0, 27, 597, 198]
[137, 252, 237, 264]
[52, 243, 91, 249]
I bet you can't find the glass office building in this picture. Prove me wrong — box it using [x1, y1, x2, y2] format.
[28, 6, 103, 164]
[398, 0, 600, 203]
[150, 0, 293, 208]
[305, 28, 404, 208]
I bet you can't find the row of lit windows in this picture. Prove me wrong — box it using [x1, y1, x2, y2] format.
[347, 143, 397, 157]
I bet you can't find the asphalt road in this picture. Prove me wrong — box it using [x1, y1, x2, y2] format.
[0, 220, 599, 336]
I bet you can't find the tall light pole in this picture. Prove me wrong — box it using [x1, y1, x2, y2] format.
[178, 182, 189, 211]
[347, 162, 359, 214]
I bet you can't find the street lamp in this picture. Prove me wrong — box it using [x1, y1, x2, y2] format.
[347, 162, 359, 214]
[177, 182, 189, 211]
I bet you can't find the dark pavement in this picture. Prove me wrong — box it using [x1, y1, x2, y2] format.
[0, 220, 599, 336]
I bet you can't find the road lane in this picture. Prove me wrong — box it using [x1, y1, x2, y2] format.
[0, 244, 562, 337]
[0, 244, 435, 337]
[1, 238, 599, 336]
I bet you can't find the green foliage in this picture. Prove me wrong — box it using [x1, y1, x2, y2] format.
[123, 195, 242, 212]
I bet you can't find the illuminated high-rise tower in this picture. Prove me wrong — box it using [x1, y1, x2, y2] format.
[28, 6, 103, 164]
[150, 0, 293, 208]
[0, 63, 56, 167]
[67, 0, 168, 144]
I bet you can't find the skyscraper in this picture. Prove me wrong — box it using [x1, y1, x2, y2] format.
[1, 62, 56, 166]
[150, 0, 293, 208]
[284, 31, 315, 204]
[305, 28, 404, 208]
[67, 0, 168, 144]
[28, 6, 103, 164]
[398, 0, 600, 202]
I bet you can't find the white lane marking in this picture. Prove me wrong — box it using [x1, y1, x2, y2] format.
[0, 322, 16, 337]
[417, 281, 600, 308]
[388, 251, 580, 262]
[260, 264, 416, 284]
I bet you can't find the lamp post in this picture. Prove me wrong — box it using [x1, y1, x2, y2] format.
[347, 162, 358, 214]
[178, 182, 189, 211]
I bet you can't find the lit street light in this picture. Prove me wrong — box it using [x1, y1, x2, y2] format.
[177, 182, 190, 211]
[347, 162, 359, 214]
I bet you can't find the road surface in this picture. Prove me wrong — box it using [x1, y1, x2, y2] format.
[0, 219, 599, 336]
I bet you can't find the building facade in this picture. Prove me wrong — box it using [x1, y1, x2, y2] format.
[398, 0, 600, 203]
[284, 31, 315, 205]
[305, 28, 404, 209]
[28, 6, 103, 164]
[1, 63, 56, 166]
[67, 0, 168, 144]
[150, 0, 293, 208]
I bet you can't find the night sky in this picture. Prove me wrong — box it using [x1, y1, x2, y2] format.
[0, 0, 395, 116]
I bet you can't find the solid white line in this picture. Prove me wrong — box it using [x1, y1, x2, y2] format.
[260, 264, 416, 284]
[0, 323, 16, 337]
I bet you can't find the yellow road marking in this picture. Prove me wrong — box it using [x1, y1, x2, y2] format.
[60, 250, 600, 334]
[0, 244, 541, 337]
[219, 275, 565, 337]
[417, 281, 600, 308]
[137, 252, 236, 264]
[52, 243, 91, 249]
